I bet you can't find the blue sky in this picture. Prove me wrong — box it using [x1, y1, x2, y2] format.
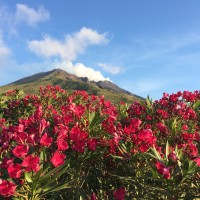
[1, 0, 200, 99]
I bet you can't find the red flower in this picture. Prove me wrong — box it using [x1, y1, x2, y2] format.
[87, 138, 98, 151]
[138, 129, 154, 142]
[155, 161, 172, 179]
[69, 104, 85, 118]
[22, 154, 40, 172]
[0, 158, 13, 170]
[70, 127, 88, 152]
[70, 127, 88, 142]
[130, 118, 142, 128]
[8, 163, 22, 179]
[51, 151, 66, 167]
[193, 157, 200, 167]
[91, 192, 97, 200]
[182, 124, 188, 131]
[16, 131, 28, 144]
[113, 188, 126, 200]
[0, 180, 17, 197]
[12, 145, 29, 158]
[168, 152, 178, 162]
[40, 132, 52, 147]
[185, 143, 198, 157]
[17, 124, 24, 132]
[156, 122, 168, 134]
[39, 119, 49, 134]
[57, 139, 69, 150]
[139, 143, 149, 152]
[181, 133, 195, 142]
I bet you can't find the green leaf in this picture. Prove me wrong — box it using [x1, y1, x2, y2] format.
[89, 111, 100, 129]
[39, 162, 67, 184]
[24, 172, 32, 183]
[42, 162, 69, 188]
[89, 111, 95, 123]
[88, 111, 106, 130]
[165, 141, 170, 160]
[39, 178, 77, 197]
[146, 96, 151, 109]
[145, 152, 157, 159]
[111, 155, 124, 160]
[193, 100, 200, 109]
[188, 160, 197, 174]
[39, 149, 45, 163]
[151, 146, 162, 161]
[150, 168, 159, 178]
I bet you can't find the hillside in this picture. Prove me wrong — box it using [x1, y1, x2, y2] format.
[0, 69, 143, 104]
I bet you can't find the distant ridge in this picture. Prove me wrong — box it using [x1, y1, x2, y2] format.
[0, 69, 143, 104]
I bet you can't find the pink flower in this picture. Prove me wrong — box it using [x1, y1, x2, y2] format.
[91, 192, 97, 200]
[16, 131, 28, 144]
[0, 158, 13, 169]
[113, 188, 126, 200]
[69, 104, 85, 118]
[39, 119, 49, 134]
[139, 143, 149, 152]
[8, 163, 22, 179]
[156, 122, 168, 134]
[182, 124, 188, 131]
[40, 132, 52, 147]
[57, 139, 69, 150]
[138, 129, 154, 142]
[168, 152, 178, 162]
[17, 124, 24, 132]
[22, 154, 40, 172]
[87, 138, 98, 151]
[193, 157, 200, 167]
[72, 141, 85, 153]
[70, 127, 88, 152]
[70, 127, 88, 143]
[130, 118, 142, 128]
[51, 151, 66, 167]
[0, 180, 17, 197]
[12, 145, 29, 158]
[155, 161, 172, 179]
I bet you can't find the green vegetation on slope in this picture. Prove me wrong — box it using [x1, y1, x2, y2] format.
[0, 69, 143, 104]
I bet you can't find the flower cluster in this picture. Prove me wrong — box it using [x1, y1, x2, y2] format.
[0, 86, 199, 199]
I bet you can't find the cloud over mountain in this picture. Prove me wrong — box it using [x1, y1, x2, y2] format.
[98, 63, 124, 75]
[28, 27, 110, 81]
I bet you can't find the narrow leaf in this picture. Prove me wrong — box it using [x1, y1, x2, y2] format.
[24, 172, 32, 183]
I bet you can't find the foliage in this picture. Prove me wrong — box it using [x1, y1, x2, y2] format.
[0, 86, 199, 199]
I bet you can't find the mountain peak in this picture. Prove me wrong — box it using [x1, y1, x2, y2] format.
[0, 69, 143, 104]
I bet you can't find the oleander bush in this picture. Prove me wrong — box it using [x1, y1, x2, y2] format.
[0, 86, 199, 199]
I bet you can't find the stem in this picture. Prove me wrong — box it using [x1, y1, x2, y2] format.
[14, 192, 28, 200]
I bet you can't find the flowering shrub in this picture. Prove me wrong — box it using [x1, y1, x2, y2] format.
[0, 86, 199, 199]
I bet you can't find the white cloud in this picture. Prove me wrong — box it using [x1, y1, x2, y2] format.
[28, 36, 67, 59]
[0, 4, 50, 34]
[28, 27, 110, 81]
[0, 35, 11, 67]
[98, 63, 124, 75]
[0, 37, 10, 57]
[52, 60, 110, 82]
[15, 4, 50, 26]
[28, 27, 108, 60]
[0, 5, 16, 34]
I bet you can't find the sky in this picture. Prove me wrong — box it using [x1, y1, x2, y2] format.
[1, 0, 200, 100]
